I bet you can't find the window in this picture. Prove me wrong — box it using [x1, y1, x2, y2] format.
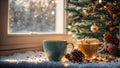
[0, 0, 71, 55]
[9, 0, 65, 34]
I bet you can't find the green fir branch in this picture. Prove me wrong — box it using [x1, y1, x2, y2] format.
[65, 8, 79, 14]
[69, 1, 90, 7]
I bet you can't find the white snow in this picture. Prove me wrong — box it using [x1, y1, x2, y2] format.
[0, 51, 120, 68]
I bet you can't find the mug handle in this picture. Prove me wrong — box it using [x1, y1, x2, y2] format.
[67, 42, 74, 51]
[97, 42, 105, 53]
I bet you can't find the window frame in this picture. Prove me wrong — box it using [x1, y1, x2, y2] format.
[0, 0, 74, 54]
[8, 0, 65, 34]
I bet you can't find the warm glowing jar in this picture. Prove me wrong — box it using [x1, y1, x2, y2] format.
[77, 38, 100, 59]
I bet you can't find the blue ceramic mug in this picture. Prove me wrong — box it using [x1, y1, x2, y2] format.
[43, 40, 74, 61]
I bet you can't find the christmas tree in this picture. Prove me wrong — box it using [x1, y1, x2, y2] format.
[66, 0, 119, 40]
[66, 0, 120, 56]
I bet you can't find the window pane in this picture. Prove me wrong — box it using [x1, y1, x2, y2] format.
[9, 0, 56, 33]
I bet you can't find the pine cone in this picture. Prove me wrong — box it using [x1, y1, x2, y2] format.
[112, 36, 119, 46]
[106, 4, 119, 16]
[65, 49, 84, 63]
[103, 32, 119, 47]
[105, 43, 118, 55]
[107, 22, 119, 32]
[103, 32, 113, 44]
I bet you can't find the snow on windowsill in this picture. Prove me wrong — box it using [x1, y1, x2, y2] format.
[0, 51, 120, 68]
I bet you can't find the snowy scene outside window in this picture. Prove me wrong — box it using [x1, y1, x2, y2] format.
[9, 0, 60, 34]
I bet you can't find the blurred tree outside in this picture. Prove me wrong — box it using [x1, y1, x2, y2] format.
[9, 0, 56, 33]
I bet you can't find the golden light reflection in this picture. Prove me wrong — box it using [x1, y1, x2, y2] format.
[99, 0, 102, 3]
[63, 63, 69, 67]
[68, 25, 71, 29]
[51, 11, 55, 15]
[68, 31, 72, 35]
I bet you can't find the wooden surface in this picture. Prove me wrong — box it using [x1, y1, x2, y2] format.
[0, 34, 76, 56]
[0, 0, 75, 56]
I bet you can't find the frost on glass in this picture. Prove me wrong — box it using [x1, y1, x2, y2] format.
[9, 0, 56, 33]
